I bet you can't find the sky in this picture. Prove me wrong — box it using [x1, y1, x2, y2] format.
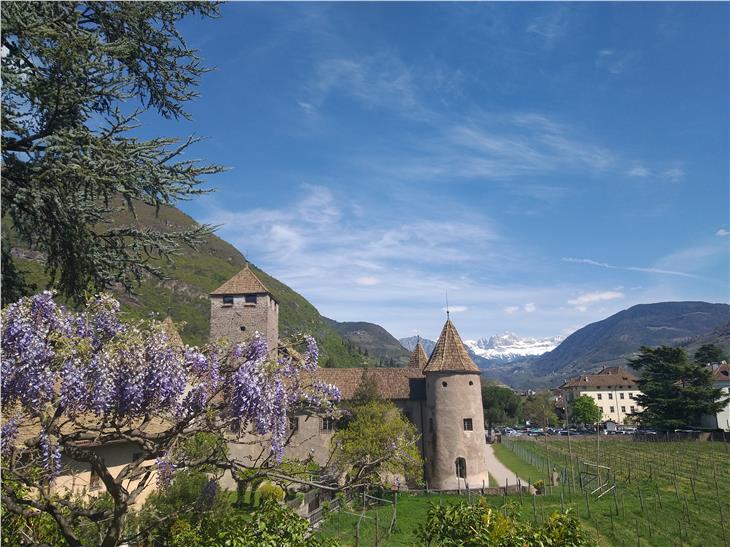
[143, 3, 729, 341]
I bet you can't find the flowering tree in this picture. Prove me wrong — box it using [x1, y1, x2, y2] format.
[1, 292, 340, 546]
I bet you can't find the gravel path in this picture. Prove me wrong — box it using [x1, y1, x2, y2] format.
[485, 443, 530, 489]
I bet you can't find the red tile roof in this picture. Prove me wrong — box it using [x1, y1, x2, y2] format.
[307, 367, 426, 400]
[210, 265, 270, 296]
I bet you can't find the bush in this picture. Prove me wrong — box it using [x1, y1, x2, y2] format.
[416, 499, 592, 546]
[258, 481, 285, 503]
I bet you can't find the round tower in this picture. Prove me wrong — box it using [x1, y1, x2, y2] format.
[423, 318, 488, 490]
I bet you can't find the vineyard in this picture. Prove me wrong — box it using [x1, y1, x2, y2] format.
[500, 436, 730, 546]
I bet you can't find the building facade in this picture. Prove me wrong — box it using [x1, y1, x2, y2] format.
[701, 363, 730, 431]
[560, 367, 643, 424]
[212, 267, 490, 490]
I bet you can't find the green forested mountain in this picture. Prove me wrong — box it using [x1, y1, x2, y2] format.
[4, 201, 370, 367]
[324, 319, 412, 366]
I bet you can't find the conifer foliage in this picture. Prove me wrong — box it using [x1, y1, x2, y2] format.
[1, 2, 223, 303]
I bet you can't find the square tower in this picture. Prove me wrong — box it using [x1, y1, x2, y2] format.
[209, 264, 279, 352]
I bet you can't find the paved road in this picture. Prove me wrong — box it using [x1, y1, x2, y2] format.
[485, 443, 530, 489]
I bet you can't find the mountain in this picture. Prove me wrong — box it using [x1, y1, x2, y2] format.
[5, 201, 373, 368]
[324, 319, 412, 366]
[463, 332, 563, 362]
[535, 301, 730, 378]
[400, 336, 437, 356]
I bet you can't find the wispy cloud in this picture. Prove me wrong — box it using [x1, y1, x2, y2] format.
[443, 305, 468, 313]
[716, 229, 729, 237]
[568, 290, 624, 311]
[595, 49, 638, 75]
[626, 165, 650, 177]
[562, 257, 699, 279]
[356, 276, 380, 286]
[526, 8, 569, 45]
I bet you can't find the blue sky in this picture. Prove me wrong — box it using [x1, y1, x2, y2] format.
[146, 3, 729, 341]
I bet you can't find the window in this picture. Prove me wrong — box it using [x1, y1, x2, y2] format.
[599, 407, 604, 413]
[463, 418, 473, 431]
[630, 406, 636, 413]
[442, 381, 448, 388]
[222, 296, 234, 307]
[608, 393, 613, 400]
[240, 326, 246, 332]
[597, 394, 602, 400]
[621, 406, 626, 413]
[244, 294, 257, 304]
[455, 457, 467, 479]
[469, 380, 474, 386]
[620, 393, 625, 399]
[610, 406, 615, 413]
[321, 417, 336, 432]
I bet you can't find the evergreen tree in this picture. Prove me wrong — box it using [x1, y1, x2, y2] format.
[2, 2, 222, 303]
[631, 346, 729, 430]
[694, 344, 727, 365]
[482, 384, 522, 429]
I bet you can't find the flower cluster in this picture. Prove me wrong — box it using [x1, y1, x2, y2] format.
[156, 457, 176, 488]
[1, 292, 341, 476]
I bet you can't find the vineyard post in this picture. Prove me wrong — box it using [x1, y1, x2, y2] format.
[584, 491, 591, 519]
[635, 518, 641, 547]
[655, 482, 662, 509]
[638, 486, 645, 513]
[532, 492, 537, 524]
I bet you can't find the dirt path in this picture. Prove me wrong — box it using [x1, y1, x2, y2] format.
[485, 443, 530, 489]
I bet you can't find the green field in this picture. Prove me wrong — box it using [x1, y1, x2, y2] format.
[316, 438, 730, 546]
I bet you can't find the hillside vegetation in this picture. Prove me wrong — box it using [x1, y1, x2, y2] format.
[5, 201, 370, 367]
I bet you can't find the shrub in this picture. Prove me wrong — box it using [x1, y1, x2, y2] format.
[258, 481, 285, 503]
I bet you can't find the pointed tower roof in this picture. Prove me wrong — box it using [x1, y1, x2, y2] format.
[162, 317, 184, 347]
[407, 341, 429, 370]
[423, 319, 479, 373]
[210, 264, 271, 296]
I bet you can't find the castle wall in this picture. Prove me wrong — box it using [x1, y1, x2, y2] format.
[209, 294, 278, 351]
[424, 372, 488, 490]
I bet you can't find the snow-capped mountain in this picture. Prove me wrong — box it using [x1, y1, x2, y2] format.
[463, 332, 563, 362]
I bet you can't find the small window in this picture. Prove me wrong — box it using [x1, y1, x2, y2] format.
[222, 296, 234, 307]
[245, 294, 257, 304]
[442, 381, 448, 388]
[321, 417, 336, 432]
[469, 380, 474, 386]
[630, 406, 636, 412]
[621, 406, 626, 413]
[620, 393, 625, 399]
[455, 457, 467, 479]
[597, 394, 602, 400]
[463, 418, 473, 431]
[240, 326, 246, 332]
[608, 393, 613, 400]
[610, 406, 615, 413]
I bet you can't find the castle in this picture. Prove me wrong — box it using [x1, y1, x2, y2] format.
[211, 265, 489, 490]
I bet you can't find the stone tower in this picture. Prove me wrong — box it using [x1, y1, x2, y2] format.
[423, 318, 488, 489]
[209, 264, 279, 352]
[407, 339, 429, 369]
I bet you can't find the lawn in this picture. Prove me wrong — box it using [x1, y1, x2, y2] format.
[492, 442, 546, 486]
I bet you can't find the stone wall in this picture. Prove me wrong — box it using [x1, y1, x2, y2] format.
[209, 293, 278, 350]
[424, 371, 488, 490]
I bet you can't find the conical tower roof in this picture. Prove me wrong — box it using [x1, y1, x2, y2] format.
[407, 341, 429, 369]
[210, 264, 271, 297]
[423, 319, 479, 373]
[162, 317, 184, 347]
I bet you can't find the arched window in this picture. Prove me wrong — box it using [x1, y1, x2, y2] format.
[455, 457, 467, 479]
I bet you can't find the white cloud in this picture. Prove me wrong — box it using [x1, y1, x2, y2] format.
[526, 8, 569, 45]
[568, 291, 624, 311]
[595, 49, 638, 75]
[443, 305, 468, 313]
[626, 165, 650, 177]
[503, 306, 520, 315]
[662, 167, 685, 182]
[716, 229, 729, 237]
[356, 276, 380, 286]
[524, 302, 537, 313]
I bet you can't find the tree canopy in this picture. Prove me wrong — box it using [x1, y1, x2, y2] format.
[631, 346, 728, 430]
[1, 2, 222, 304]
[481, 383, 522, 429]
[522, 391, 559, 427]
[569, 395, 602, 425]
[694, 344, 727, 365]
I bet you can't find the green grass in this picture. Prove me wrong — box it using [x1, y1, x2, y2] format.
[488, 473, 499, 487]
[492, 442, 546, 485]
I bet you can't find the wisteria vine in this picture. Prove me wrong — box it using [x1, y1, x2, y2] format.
[1, 291, 341, 483]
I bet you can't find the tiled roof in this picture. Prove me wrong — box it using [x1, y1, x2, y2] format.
[407, 342, 429, 369]
[561, 367, 638, 389]
[307, 367, 426, 400]
[712, 363, 730, 382]
[423, 319, 480, 373]
[210, 265, 270, 296]
[162, 317, 184, 347]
